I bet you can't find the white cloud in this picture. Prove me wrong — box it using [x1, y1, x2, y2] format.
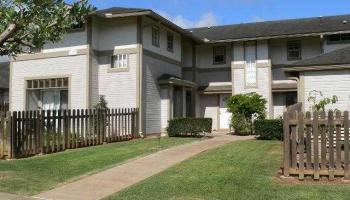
[156, 10, 219, 28]
[252, 16, 266, 22]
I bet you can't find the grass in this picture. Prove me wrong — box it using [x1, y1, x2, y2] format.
[0, 137, 197, 195]
[108, 140, 350, 200]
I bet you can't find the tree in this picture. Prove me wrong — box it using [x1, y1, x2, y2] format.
[307, 90, 338, 112]
[227, 93, 267, 135]
[94, 95, 108, 110]
[0, 0, 94, 56]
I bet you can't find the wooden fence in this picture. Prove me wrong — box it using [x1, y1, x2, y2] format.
[283, 109, 350, 180]
[0, 103, 9, 112]
[0, 108, 139, 158]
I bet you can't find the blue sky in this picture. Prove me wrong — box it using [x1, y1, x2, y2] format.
[89, 0, 350, 28]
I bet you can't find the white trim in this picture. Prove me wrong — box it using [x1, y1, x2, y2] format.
[42, 45, 88, 53]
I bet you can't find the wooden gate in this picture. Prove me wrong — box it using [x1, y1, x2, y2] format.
[283, 109, 350, 180]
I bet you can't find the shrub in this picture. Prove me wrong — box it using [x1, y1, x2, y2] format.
[227, 93, 267, 135]
[254, 119, 283, 140]
[167, 118, 212, 137]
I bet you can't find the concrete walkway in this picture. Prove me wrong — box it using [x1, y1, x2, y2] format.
[0, 192, 37, 200]
[34, 134, 254, 200]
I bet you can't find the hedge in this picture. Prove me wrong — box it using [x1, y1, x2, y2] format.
[254, 119, 283, 140]
[167, 118, 212, 137]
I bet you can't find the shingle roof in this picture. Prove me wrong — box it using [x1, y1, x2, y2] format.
[96, 7, 150, 15]
[0, 62, 9, 89]
[289, 46, 350, 67]
[188, 14, 350, 42]
[198, 85, 232, 93]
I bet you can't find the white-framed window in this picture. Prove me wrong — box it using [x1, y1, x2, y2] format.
[213, 46, 226, 64]
[327, 33, 350, 44]
[167, 31, 174, 52]
[287, 40, 301, 61]
[152, 26, 160, 47]
[111, 54, 128, 69]
[244, 42, 257, 87]
[27, 78, 69, 111]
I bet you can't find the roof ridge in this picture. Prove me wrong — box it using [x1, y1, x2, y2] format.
[188, 13, 350, 30]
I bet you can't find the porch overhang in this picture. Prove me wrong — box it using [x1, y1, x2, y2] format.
[198, 83, 232, 94]
[158, 74, 196, 88]
[272, 80, 297, 92]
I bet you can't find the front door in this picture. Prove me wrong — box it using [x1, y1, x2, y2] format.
[219, 94, 231, 129]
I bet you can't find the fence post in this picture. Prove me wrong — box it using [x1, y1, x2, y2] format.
[283, 111, 290, 177]
[313, 111, 320, 180]
[0, 112, 4, 158]
[298, 111, 305, 180]
[9, 111, 16, 158]
[328, 110, 335, 180]
[344, 111, 350, 180]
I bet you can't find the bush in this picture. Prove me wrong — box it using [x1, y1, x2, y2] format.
[167, 118, 212, 137]
[227, 93, 267, 135]
[254, 119, 283, 140]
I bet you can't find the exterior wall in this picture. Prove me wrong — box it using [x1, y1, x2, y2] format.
[196, 43, 231, 69]
[197, 70, 231, 86]
[269, 36, 322, 65]
[142, 16, 182, 62]
[0, 62, 9, 89]
[232, 40, 272, 117]
[43, 30, 87, 52]
[11, 55, 89, 111]
[273, 93, 286, 118]
[91, 17, 138, 51]
[182, 41, 193, 68]
[304, 69, 350, 111]
[90, 53, 138, 108]
[272, 66, 290, 80]
[199, 94, 218, 130]
[143, 55, 182, 134]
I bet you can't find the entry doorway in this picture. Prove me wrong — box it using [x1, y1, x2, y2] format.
[219, 94, 231, 130]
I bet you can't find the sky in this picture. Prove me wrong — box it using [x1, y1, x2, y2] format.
[88, 0, 350, 28]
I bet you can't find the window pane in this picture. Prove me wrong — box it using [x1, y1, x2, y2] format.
[27, 90, 41, 110]
[27, 80, 33, 89]
[60, 90, 68, 110]
[245, 61, 257, 86]
[63, 78, 69, 87]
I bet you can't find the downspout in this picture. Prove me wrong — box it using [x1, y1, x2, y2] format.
[137, 16, 144, 138]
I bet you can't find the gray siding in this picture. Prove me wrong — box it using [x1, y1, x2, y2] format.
[143, 55, 182, 134]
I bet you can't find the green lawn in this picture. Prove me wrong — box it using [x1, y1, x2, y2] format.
[108, 140, 350, 200]
[0, 137, 197, 195]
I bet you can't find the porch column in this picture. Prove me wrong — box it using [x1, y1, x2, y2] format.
[182, 87, 186, 117]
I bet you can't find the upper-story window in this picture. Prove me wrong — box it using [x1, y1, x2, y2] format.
[213, 46, 226, 64]
[327, 33, 350, 44]
[287, 40, 301, 61]
[111, 54, 128, 69]
[152, 26, 160, 47]
[167, 32, 174, 52]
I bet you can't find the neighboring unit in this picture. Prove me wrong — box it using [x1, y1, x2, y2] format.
[8, 7, 350, 135]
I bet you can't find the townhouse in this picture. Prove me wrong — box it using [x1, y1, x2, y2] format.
[6, 7, 350, 135]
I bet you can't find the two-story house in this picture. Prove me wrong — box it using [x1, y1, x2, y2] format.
[8, 7, 350, 135]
